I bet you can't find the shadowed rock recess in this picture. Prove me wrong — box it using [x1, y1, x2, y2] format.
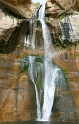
[0, 0, 79, 123]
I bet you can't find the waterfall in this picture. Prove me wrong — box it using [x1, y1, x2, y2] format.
[22, 2, 77, 122]
[26, 3, 61, 121]
[59, 16, 76, 42]
[28, 56, 41, 119]
[38, 4, 59, 121]
[29, 18, 36, 49]
[24, 35, 30, 47]
[28, 18, 41, 118]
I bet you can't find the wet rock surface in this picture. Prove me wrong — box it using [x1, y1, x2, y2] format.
[0, 55, 36, 122]
[0, 41, 79, 122]
[0, 0, 79, 123]
[53, 45, 79, 122]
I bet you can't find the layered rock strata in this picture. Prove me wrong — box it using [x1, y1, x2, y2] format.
[46, 0, 79, 17]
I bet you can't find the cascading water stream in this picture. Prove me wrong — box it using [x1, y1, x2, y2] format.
[24, 2, 64, 121]
[22, 2, 77, 122]
[24, 35, 30, 47]
[28, 56, 41, 120]
[38, 4, 59, 121]
[28, 19, 41, 119]
[59, 16, 76, 42]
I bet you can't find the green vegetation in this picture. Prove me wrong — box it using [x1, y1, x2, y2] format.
[54, 40, 79, 50]
[58, 12, 73, 20]
[20, 57, 29, 72]
[61, 68, 72, 82]
[35, 56, 44, 63]
[35, 2, 40, 7]
[61, 68, 68, 75]
[20, 56, 44, 73]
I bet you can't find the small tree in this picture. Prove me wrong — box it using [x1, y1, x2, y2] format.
[35, 2, 40, 7]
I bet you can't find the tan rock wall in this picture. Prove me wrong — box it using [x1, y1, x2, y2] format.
[0, 54, 36, 122]
[46, 0, 79, 17]
[4, 0, 32, 6]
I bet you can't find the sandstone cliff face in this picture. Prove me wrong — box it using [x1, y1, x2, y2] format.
[0, 9, 17, 37]
[4, 0, 32, 6]
[0, 16, 41, 123]
[46, 0, 79, 17]
[0, 0, 79, 122]
[59, 12, 79, 42]
[0, 0, 36, 19]
[0, 56, 36, 122]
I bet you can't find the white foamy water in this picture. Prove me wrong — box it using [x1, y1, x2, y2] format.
[38, 4, 59, 121]
[28, 56, 41, 119]
[24, 35, 30, 47]
[27, 3, 60, 121]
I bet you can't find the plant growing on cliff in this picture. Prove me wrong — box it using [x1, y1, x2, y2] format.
[54, 40, 79, 50]
[35, 2, 40, 7]
[58, 12, 73, 20]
